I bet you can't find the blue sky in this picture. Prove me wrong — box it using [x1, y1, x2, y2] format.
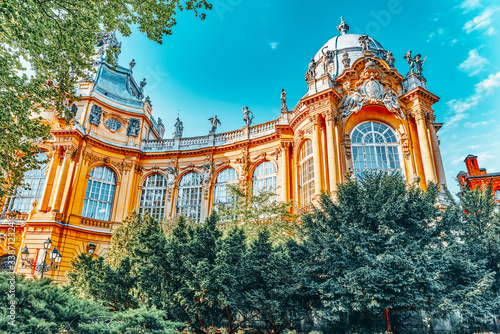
[117, 0, 500, 195]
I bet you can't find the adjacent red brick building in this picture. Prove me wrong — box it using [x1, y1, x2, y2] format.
[457, 154, 500, 202]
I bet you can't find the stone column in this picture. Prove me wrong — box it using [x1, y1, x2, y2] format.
[325, 111, 339, 193]
[311, 115, 324, 198]
[428, 118, 446, 190]
[51, 147, 74, 212]
[40, 148, 61, 212]
[279, 143, 290, 202]
[415, 111, 436, 184]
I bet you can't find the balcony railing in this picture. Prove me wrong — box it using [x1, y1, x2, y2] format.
[142, 119, 278, 151]
[75, 216, 114, 230]
[0, 212, 29, 221]
[296, 204, 312, 215]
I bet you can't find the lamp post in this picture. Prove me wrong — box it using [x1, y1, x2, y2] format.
[20, 238, 62, 278]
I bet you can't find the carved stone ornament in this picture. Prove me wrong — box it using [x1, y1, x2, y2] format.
[127, 118, 141, 137]
[342, 134, 352, 159]
[166, 166, 178, 201]
[106, 118, 122, 132]
[342, 52, 351, 68]
[400, 133, 411, 160]
[82, 151, 132, 174]
[382, 89, 404, 119]
[305, 58, 317, 82]
[89, 104, 102, 126]
[70, 104, 78, 116]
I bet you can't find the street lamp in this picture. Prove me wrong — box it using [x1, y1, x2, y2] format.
[20, 238, 62, 278]
[87, 243, 96, 255]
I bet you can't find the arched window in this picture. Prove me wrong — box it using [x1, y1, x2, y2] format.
[213, 168, 238, 210]
[3, 153, 47, 213]
[139, 174, 167, 221]
[495, 189, 500, 201]
[252, 161, 277, 195]
[82, 166, 116, 221]
[299, 140, 315, 205]
[351, 121, 402, 177]
[176, 172, 202, 223]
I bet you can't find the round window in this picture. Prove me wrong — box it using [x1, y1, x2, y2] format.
[106, 118, 122, 131]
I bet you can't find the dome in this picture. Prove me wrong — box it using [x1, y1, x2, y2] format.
[310, 18, 387, 79]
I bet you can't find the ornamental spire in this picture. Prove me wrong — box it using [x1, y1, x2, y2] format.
[337, 17, 349, 35]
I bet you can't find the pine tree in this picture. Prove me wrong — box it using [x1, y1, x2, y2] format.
[292, 173, 447, 332]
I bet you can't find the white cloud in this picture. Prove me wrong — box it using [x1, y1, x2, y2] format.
[475, 71, 500, 93]
[269, 41, 279, 50]
[463, 6, 499, 33]
[450, 39, 458, 46]
[444, 71, 500, 128]
[459, 0, 482, 13]
[458, 49, 489, 76]
[486, 27, 496, 35]
[463, 120, 493, 128]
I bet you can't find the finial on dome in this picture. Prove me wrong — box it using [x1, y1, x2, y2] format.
[337, 17, 349, 35]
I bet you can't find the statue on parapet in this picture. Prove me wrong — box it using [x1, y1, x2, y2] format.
[305, 58, 317, 81]
[358, 35, 371, 52]
[342, 52, 351, 68]
[385, 50, 395, 68]
[208, 115, 221, 134]
[280, 89, 288, 112]
[404, 50, 426, 77]
[242, 106, 254, 127]
[173, 117, 183, 138]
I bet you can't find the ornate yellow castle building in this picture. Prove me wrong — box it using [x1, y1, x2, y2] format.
[0, 19, 447, 282]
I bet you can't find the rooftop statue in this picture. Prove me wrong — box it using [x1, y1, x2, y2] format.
[404, 50, 415, 74]
[242, 106, 254, 126]
[337, 16, 349, 35]
[414, 54, 426, 77]
[280, 89, 288, 112]
[173, 117, 183, 138]
[305, 58, 317, 81]
[321, 46, 335, 72]
[208, 115, 221, 134]
[139, 78, 147, 99]
[385, 50, 395, 68]
[129, 59, 136, 70]
[342, 52, 351, 68]
[358, 35, 371, 52]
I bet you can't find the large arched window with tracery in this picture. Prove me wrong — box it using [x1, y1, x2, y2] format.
[213, 168, 238, 211]
[139, 174, 167, 221]
[351, 121, 402, 177]
[176, 172, 203, 223]
[252, 161, 277, 195]
[299, 140, 315, 205]
[2, 153, 47, 213]
[82, 166, 116, 221]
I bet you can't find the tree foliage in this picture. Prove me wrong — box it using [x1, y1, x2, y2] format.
[0, 272, 182, 333]
[0, 0, 211, 198]
[216, 184, 298, 243]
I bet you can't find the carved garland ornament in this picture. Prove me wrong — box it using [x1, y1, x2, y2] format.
[82, 151, 132, 174]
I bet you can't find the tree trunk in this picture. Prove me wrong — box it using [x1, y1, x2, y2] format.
[385, 309, 392, 333]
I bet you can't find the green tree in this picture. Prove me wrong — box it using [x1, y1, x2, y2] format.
[0, 273, 182, 333]
[290, 173, 447, 332]
[217, 184, 297, 243]
[439, 184, 500, 332]
[0, 0, 211, 198]
[241, 229, 310, 334]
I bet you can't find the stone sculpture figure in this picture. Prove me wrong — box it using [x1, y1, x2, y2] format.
[166, 166, 177, 190]
[385, 50, 395, 68]
[208, 115, 221, 134]
[280, 89, 288, 112]
[382, 89, 402, 116]
[404, 50, 415, 74]
[342, 52, 351, 68]
[129, 59, 136, 70]
[340, 87, 365, 116]
[89, 104, 102, 126]
[145, 96, 152, 106]
[173, 117, 183, 138]
[242, 106, 254, 127]
[202, 164, 212, 185]
[138, 78, 147, 99]
[127, 118, 141, 136]
[321, 46, 335, 72]
[414, 54, 426, 77]
[304, 58, 317, 81]
[358, 35, 371, 52]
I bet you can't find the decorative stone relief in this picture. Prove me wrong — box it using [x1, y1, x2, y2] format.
[82, 151, 132, 174]
[106, 118, 122, 132]
[127, 118, 140, 136]
[89, 105, 102, 126]
[166, 166, 178, 201]
[70, 104, 78, 116]
[401, 133, 411, 160]
[342, 134, 352, 159]
[342, 52, 351, 68]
